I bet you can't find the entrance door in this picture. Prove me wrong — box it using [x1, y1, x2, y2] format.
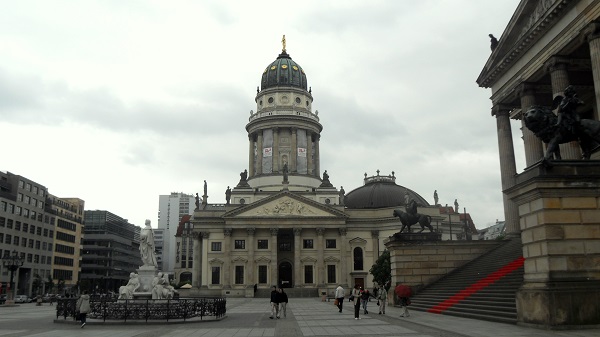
[353, 278, 364, 289]
[278, 262, 293, 288]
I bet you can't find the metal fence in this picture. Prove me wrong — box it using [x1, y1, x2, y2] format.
[56, 297, 227, 322]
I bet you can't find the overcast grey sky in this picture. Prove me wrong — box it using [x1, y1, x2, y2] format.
[1, 0, 524, 229]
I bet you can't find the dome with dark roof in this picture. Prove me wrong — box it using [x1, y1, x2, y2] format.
[261, 51, 307, 91]
[344, 174, 429, 209]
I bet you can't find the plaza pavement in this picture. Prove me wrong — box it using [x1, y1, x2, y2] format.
[0, 297, 599, 337]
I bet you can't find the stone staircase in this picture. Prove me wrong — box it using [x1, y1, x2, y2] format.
[409, 238, 524, 324]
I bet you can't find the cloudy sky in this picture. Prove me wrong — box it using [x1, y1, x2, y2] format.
[1, 0, 524, 229]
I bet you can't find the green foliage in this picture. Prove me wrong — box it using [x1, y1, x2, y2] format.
[32, 274, 42, 295]
[44, 276, 55, 293]
[369, 249, 391, 290]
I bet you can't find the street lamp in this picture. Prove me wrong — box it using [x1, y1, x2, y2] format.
[2, 250, 24, 304]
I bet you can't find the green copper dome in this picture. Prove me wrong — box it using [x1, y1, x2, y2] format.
[261, 51, 308, 91]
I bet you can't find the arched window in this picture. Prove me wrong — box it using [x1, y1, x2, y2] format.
[353, 247, 363, 271]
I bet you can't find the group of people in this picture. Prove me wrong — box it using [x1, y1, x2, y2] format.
[334, 283, 410, 319]
[269, 286, 289, 319]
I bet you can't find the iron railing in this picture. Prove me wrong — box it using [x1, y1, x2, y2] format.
[56, 297, 226, 322]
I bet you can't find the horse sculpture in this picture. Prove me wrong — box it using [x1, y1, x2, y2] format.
[393, 209, 434, 233]
[524, 105, 600, 161]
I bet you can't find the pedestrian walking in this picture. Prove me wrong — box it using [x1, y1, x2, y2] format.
[278, 288, 288, 318]
[360, 288, 372, 314]
[76, 290, 91, 328]
[352, 285, 361, 320]
[334, 284, 345, 313]
[377, 284, 387, 315]
[269, 286, 280, 319]
[395, 284, 412, 318]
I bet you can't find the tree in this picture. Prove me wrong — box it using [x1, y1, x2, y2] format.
[44, 276, 55, 294]
[32, 274, 42, 296]
[369, 249, 391, 291]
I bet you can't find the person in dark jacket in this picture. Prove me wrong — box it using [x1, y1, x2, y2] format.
[360, 288, 372, 314]
[278, 288, 288, 318]
[269, 286, 279, 319]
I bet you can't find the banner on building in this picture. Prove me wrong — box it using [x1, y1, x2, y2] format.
[263, 147, 273, 157]
[298, 148, 306, 157]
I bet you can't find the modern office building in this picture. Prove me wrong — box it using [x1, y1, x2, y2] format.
[80, 210, 142, 294]
[0, 171, 54, 297]
[47, 194, 85, 293]
[157, 192, 194, 273]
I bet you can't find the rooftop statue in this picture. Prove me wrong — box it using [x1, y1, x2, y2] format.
[140, 220, 158, 267]
[524, 86, 600, 161]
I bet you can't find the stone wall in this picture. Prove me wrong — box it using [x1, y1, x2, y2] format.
[386, 239, 501, 292]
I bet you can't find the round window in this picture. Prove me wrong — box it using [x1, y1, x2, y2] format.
[268, 97, 274, 104]
[295, 97, 301, 104]
[240, 198, 246, 205]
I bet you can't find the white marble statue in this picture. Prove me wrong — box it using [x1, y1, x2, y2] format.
[140, 219, 158, 267]
[118, 272, 140, 299]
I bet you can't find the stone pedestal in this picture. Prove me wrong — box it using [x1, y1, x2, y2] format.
[136, 265, 158, 293]
[506, 161, 600, 328]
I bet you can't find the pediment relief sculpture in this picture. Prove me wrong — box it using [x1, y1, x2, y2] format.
[241, 197, 331, 217]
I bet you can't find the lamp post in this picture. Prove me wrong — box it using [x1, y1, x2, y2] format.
[2, 250, 25, 304]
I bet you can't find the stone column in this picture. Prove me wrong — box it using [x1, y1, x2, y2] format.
[273, 128, 279, 172]
[307, 132, 314, 175]
[270, 228, 278, 286]
[256, 131, 263, 175]
[371, 230, 380, 258]
[201, 231, 210, 288]
[314, 134, 321, 177]
[223, 228, 232, 288]
[248, 134, 255, 177]
[316, 227, 325, 286]
[247, 227, 256, 287]
[517, 83, 545, 167]
[545, 57, 581, 159]
[493, 104, 520, 235]
[583, 22, 600, 120]
[192, 232, 200, 287]
[339, 228, 348, 287]
[293, 227, 302, 287]
[291, 128, 297, 172]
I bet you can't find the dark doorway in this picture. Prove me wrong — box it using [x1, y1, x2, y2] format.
[354, 278, 364, 289]
[278, 262, 293, 288]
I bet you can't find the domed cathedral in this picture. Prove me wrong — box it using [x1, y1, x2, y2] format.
[178, 39, 475, 297]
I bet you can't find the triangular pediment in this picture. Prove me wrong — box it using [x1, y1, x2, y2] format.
[349, 237, 367, 246]
[209, 258, 224, 265]
[478, 0, 576, 87]
[224, 191, 347, 218]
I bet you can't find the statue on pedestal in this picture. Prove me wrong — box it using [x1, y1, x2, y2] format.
[118, 273, 140, 299]
[140, 220, 158, 267]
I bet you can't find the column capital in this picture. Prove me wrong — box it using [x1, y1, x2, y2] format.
[270, 227, 279, 236]
[371, 230, 379, 238]
[516, 82, 539, 97]
[544, 56, 571, 73]
[316, 227, 325, 236]
[582, 21, 600, 42]
[338, 228, 347, 236]
[291, 127, 297, 134]
[293, 227, 302, 236]
[192, 232, 200, 240]
[224, 228, 233, 236]
[491, 103, 516, 117]
[201, 231, 210, 239]
[247, 227, 256, 236]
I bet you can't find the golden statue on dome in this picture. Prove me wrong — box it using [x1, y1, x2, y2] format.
[282, 35, 286, 53]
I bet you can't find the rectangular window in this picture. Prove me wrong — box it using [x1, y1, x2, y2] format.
[327, 265, 336, 284]
[7, 219, 13, 229]
[234, 240, 245, 249]
[0, 201, 6, 212]
[15, 206, 21, 216]
[35, 240, 40, 249]
[15, 221, 21, 231]
[0, 217, 4, 227]
[36, 227, 41, 235]
[235, 266, 244, 284]
[22, 223, 28, 232]
[303, 239, 313, 249]
[23, 209, 29, 218]
[0, 233, 3, 243]
[211, 242, 222, 251]
[27, 253, 32, 263]
[30, 225, 35, 234]
[257, 240, 268, 249]
[5, 234, 11, 244]
[211, 266, 220, 284]
[43, 228, 48, 237]
[279, 242, 291, 251]
[258, 265, 268, 284]
[34, 254, 39, 263]
[21, 237, 26, 247]
[326, 239, 337, 248]
[13, 236, 19, 245]
[304, 265, 313, 284]
[28, 239, 33, 248]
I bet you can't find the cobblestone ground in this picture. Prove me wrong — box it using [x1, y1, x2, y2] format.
[0, 298, 598, 337]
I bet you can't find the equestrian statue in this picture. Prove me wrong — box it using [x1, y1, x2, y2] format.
[393, 199, 434, 233]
